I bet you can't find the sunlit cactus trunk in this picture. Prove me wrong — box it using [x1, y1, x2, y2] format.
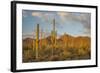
[36, 24, 39, 59]
[51, 19, 57, 56]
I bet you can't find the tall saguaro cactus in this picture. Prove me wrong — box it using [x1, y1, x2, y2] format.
[51, 19, 57, 56]
[36, 24, 39, 59]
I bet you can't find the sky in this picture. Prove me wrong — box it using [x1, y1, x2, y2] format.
[22, 10, 91, 39]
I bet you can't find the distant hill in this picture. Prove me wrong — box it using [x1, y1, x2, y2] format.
[23, 33, 90, 50]
[23, 38, 34, 50]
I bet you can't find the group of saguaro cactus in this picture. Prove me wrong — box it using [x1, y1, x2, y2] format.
[34, 19, 57, 59]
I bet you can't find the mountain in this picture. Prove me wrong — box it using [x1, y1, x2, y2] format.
[23, 38, 34, 50]
[74, 36, 91, 49]
[23, 33, 90, 50]
[58, 34, 74, 42]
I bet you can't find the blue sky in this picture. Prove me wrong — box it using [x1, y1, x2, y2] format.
[22, 10, 91, 39]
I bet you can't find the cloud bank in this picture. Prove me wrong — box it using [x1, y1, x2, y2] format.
[23, 10, 91, 36]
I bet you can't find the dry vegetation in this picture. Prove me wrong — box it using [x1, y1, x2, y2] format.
[22, 34, 91, 63]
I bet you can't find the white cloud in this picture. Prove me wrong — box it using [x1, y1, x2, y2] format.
[57, 12, 69, 17]
[57, 12, 70, 21]
[32, 12, 42, 17]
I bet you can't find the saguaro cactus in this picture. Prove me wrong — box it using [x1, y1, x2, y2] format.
[51, 19, 57, 56]
[36, 24, 39, 59]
